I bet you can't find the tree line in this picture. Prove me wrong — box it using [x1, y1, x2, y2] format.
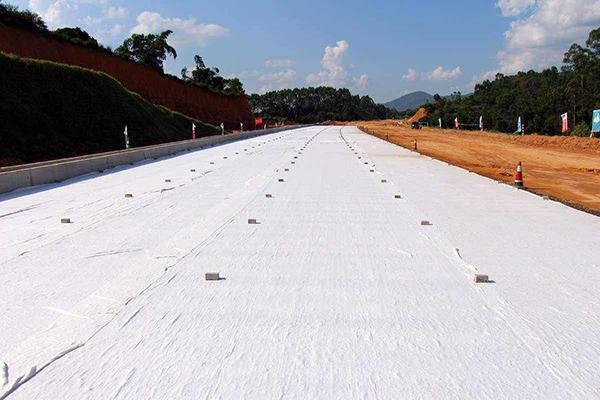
[0, 1, 245, 96]
[248, 87, 400, 123]
[423, 27, 600, 136]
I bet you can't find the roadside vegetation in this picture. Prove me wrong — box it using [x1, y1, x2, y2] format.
[0, 52, 219, 166]
[248, 87, 400, 123]
[181, 55, 246, 96]
[423, 27, 600, 136]
[0, 1, 245, 96]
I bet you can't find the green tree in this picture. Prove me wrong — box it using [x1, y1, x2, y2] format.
[115, 30, 177, 73]
[54, 27, 100, 48]
[248, 86, 398, 123]
[423, 25, 600, 135]
[182, 55, 245, 95]
[585, 27, 600, 54]
[224, 78, 245, 95]
[0, 2, 47, 31]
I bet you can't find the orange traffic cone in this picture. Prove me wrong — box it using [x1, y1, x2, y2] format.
[514, 162, 524, 187]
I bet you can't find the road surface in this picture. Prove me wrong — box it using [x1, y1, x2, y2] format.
[1, 126, 599, 399]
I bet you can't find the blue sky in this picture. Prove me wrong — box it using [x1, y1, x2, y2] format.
[10, 0, 600, 102]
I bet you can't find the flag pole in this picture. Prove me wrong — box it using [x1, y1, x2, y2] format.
[124, 125, 130, 149]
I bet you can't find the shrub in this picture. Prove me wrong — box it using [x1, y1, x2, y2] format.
[571, 122, 591, 137]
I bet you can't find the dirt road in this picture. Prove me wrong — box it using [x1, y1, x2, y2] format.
[354, 120, 600, 215]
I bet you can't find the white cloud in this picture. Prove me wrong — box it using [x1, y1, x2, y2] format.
[321, 39, 349, 79]
[471, 0, 600, 89]
[425, 66, 462, 81]
[29, 0, 76, 27]
[467, 69, 500, 89]
[258, 68, 296, 92]
[29, 0, 126, 28]
[131, 11, 229, 47]
[499, 0, 600, 73]
[306, 40, 350, 87]
[402, 66, 462, 81]
[353, 74, 368, 91]
[305, 40, 368, 91]
[265, 59, 295, 68]
[105, 22, 125, 37]
[105, 5, 125, 19]
[402, 68, 417, 81]
[233, 70, 261, 79]
[495, 0, 537, 16]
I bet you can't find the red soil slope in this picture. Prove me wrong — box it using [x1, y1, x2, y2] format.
[0, 26, 253, 130]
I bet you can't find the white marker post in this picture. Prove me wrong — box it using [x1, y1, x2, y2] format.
[240, 122, 244, 133]
[220, 122, 225, 136]
[192, 123, 196, 139]
[124, 125, 130, 149]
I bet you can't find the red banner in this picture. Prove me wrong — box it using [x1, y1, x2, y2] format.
[561, 113, 568, 133]
[255, 117, 263, 127]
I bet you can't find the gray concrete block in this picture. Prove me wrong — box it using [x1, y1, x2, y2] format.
[381, 179, 387, 183]
[474, 274, 489, 283]
[394, 194, 402, 199]
[125, 193, 133, 198]
[278, 178, 284, 182]
[165, 179, 171, 183]
[190, 169, 196, 172]
[420, 220, 432, 226]
[248, 218, 258, 224]
[265, 194, 272, 198]
[61, 218, 71, 224]
[205, 272, 220, 281]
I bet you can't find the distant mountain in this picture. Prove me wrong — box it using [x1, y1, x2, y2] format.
[384, 91, 434, 111]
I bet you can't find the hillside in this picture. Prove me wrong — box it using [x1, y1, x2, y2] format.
[0, 25, 253, 129]
[384, 91, 434, 111]
[0, 52, 220, 166]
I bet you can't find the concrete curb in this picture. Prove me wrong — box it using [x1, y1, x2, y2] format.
[0, 125, 307, 194]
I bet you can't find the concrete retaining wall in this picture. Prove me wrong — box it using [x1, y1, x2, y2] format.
[0, 126, 304, 195]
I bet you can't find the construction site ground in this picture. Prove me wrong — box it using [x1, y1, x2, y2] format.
[354, 120, 600, 215]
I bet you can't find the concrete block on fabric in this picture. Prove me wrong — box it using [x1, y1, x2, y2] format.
[205, 272, 220, 281]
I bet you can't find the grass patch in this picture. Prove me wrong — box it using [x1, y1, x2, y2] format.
[0, 51, 220, 166]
